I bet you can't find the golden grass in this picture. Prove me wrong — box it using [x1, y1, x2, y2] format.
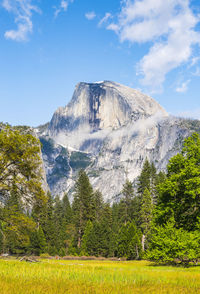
[0, 259, 200, 293]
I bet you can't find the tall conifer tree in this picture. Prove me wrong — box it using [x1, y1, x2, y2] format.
[140, 188, 153, 251]
[72, 170, 94, 248]
[121, 180, 134, 224]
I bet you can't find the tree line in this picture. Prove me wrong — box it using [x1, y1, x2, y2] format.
[0, 125, 200, 265]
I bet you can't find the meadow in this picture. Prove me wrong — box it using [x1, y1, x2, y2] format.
[0, 259, 200, 294]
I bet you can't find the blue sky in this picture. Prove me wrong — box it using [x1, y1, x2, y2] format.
[0, 0, 200, 126]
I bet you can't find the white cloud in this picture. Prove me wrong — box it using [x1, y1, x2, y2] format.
[55, 111, 166, 150]
[2, 0, 12, 11]
[98, 13, 112, 27]
[191, 57, 200, 66]
[176, 80, 191, 93]
[3, 1, 75, 39]
[107, 23, 119, 33]
[54, 0, 74, 18]
[192, 67, 200, 76]
[85, 11, 96, 20]
[2, 0, 40, 41]
[107, 0, 200, 91]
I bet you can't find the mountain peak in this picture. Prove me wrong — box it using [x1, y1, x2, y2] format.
[48, 81, 168, 149]
[39, 81, 196, 201]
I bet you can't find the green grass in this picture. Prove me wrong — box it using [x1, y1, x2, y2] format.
[0, 259, 200, 293]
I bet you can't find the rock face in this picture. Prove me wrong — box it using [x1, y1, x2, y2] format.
[47, 81, 167, 152]
[38, 81, 200, 201]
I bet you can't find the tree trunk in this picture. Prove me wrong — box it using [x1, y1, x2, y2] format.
[135, 244, 139, 259]
[142, 234, 146, 252]
[77, 228, 81, 248]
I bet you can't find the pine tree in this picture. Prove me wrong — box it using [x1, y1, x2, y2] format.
[121, 180, 134, 224]
[117, 221, 141, 260]
[137, 159, 159, 204]
[37, 226, 47, 254]
[140, 188, 153, 252]
[150, 162, 157, 204]
[137, 159, 151, 195]
[80, 220, 94, 256]
[93, 190, 104, 222]
[3, 190, 36, 254]
[43, 192, 57, 254]
[61, 193, 73, 255]
[62, 193, 72, 225]
[82, 203, 115, 258]
[72, 170, 94, 249]
[30, 226, 47, 255]
[117, 222, 129, 258]
[53, 196, 66, 253]
[99, 203, 114, 257]
[31, 191, 48, 229]
[126, 222, 142, 260]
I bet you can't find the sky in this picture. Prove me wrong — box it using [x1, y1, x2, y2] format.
[0, 0, 200, 127]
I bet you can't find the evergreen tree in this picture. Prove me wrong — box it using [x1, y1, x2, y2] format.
[121, 180, 134, 224]
[61, 193, 73, 255]
[137, 158, 151, 195]
[140, 188, 153, 251]
[93, 190, 104, 222]
[31, 191, 48, 229]
[150, 162, 158, 204]
[72, 170, 94, 248]
[30, 226, 47, 255]
[37, 226, 47, 254]
[127, 222, 142, 260]
[81, 203, 115, 258]
[111, 202, 120, 231]
[117, 221, 141, 260]
[62, 193, 72, 225]
[137, 159, 160, 205]
[53, 196, 66, 253]
[3, 191, 36, 254]
[154, 171, 166, 203]
[42, 192, 57, 254]
[99, 203, 115, 257]
[117, 223, 129, 258]
[80, 221, 94, 256]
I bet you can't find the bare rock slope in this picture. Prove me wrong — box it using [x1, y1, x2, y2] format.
[38, 81, 199, 201]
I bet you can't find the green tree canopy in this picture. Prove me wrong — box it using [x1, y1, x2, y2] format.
[147, 219, 200, 265]
[156, 133, 200, 230]
[0, 126, 45, 205]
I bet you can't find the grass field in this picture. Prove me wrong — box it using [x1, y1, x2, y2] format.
[0, 259, 200, 294]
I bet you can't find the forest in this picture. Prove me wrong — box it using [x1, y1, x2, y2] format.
[0, 125, 200, 265]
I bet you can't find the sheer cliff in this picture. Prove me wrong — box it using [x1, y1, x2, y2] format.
[37, 81, 200, 201]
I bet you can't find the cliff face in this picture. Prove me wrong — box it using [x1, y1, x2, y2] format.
[47, 81, 167, 152]
[38, 81, 199, 201]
